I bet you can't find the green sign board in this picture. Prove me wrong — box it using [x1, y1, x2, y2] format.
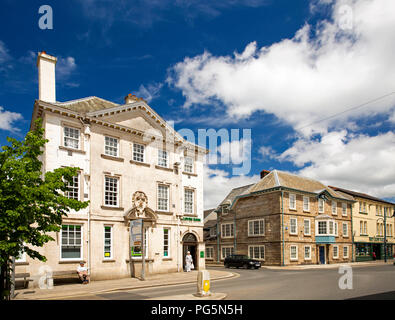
[182, 217, 201, 222]
[200, 251, 204, 258]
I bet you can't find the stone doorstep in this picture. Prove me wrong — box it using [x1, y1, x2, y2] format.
[14, 270, 237, 300]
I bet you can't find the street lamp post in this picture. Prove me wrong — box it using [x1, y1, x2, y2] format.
[376, 215, 387, 263]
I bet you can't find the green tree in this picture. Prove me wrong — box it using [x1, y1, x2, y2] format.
[0, 119, 89, 300]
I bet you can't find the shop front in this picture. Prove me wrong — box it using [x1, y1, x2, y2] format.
[356, 240, 394, 262]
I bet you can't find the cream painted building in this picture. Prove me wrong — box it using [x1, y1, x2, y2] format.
[330, 186, 395, 262]
[16, 52, 208, 287]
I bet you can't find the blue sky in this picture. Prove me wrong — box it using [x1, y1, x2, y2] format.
[0, 0, 394, 208]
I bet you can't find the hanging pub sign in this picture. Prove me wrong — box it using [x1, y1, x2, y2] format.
[130, 219, 143, 257]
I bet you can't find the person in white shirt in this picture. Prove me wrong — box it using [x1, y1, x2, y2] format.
[77, 262, 90, 284]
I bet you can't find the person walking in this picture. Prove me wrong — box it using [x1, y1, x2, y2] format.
[372, 251, 376, 261]
[185, 251, 194, 272]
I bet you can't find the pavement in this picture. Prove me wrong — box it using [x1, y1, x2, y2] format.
[13, 269, 235, 300]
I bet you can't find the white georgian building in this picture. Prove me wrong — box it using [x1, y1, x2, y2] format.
[16, 52, 207, 286]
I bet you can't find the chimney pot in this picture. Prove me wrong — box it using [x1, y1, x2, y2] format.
[260, 170, 271, 179]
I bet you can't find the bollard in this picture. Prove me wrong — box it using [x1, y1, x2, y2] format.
[196, 270, 211, 297]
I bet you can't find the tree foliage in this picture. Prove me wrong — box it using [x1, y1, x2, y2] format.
[0, 119, 89, 299]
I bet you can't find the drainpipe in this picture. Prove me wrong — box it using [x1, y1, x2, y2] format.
[177, 216, 180, 272]
[217, 208, 220, 263]
[281, 190, 285, 266]
[233, 209, 236, 253]
[351, 204, 354, 262]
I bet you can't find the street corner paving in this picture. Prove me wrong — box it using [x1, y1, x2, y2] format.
[0, 0, 395, 307]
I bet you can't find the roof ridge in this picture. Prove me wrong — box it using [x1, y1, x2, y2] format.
[55, 96, 119, 106]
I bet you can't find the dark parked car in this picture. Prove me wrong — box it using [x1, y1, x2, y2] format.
[224, 254, 261, 269]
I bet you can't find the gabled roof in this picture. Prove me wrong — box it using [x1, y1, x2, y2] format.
[249, 170, 353, 201]
[329, 186, 395, 206]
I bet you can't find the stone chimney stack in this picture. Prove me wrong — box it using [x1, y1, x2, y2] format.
[124, 93, 139, 104]
[37, 51, 57, 103]
[260, 170, 271, 179]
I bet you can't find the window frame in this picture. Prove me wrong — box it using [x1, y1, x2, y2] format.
[66, 173, 80, 201]
[158, 149, 168, 168]
[206, 247, 214, 259]
[289, 193, 296, 210]
[333, 245, 339, 259]
[290, 217, 298, 235]
[332, 201, 337, 215]
[63, 126, 80, 150]
[221, 223, 234, 238]
[103, 225, 113, 260]
[342, 222, 349, 237]
[248, 219, 265, 237]
[104, 176, 120, 208]
[184, 188, 194, 214]
[184, 156, 194, 173]
[342, 203, 347, 216]
[163, 227, 170, 258]
[104, 136, 119, 157]
[290, 245, 298, 261]
[343, 246, 349, 258]
[303, 196, 310, 212]
[304, 245, 311, 260]
[304, 219, 311, 236]
[133, 143, 145, 163]
[60, 224, 83, 261]
[221, 246, 234, 259]
[318, 198, 324, 213]
[248, 245, 265, 261]
[157, 184, 170, 212]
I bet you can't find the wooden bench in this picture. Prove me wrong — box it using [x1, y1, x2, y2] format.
[52, 270, 79, 278]
[15, 273, 31, 288]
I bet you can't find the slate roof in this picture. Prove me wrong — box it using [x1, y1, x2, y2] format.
[53, 96, 119, 113]
[246, 170, 354, 201]
[329, 186, 395, 205]
[204, 208, 216, 219]
[219, 184, 255, 206]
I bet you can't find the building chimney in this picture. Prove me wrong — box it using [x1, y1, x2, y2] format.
[124, 93, 139, 104]
[260, 170, 271, 179]
[37, 51, 57, 103]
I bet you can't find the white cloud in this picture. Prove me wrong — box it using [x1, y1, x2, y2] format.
[203, 166, 259, 209]
[134, 83, 163, 103]
[279, 130, 395, 199]
[168, 0, 395, 135]
[258, 145, 276, 160]
[0, 40, 10, 64]
[215, 138, 251, 165]
[0, 106, 23, 132]
[57, 56, 76, 79]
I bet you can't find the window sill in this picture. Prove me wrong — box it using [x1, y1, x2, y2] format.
[101, 206, 124, 211]
[102, 259, 116, 263]
[289, 208, 297, 211]
[15, 262, 29, 266]
[156, 211, 173, 215]
[162, 258, 173, 261]
[126, 258, 154, 263]
[155, 165, 174, 172]
[59, 146, 86, 154]
[101, 154, 124, 162]
[130, 160, 150, 167]
[303, 210, 310, 213]
[59, 260, 84, 264]
[182, 171, 198, 177]
[248, 234, 265, 237]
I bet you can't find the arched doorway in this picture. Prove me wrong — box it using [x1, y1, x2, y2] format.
[182, 233, 198, 271]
